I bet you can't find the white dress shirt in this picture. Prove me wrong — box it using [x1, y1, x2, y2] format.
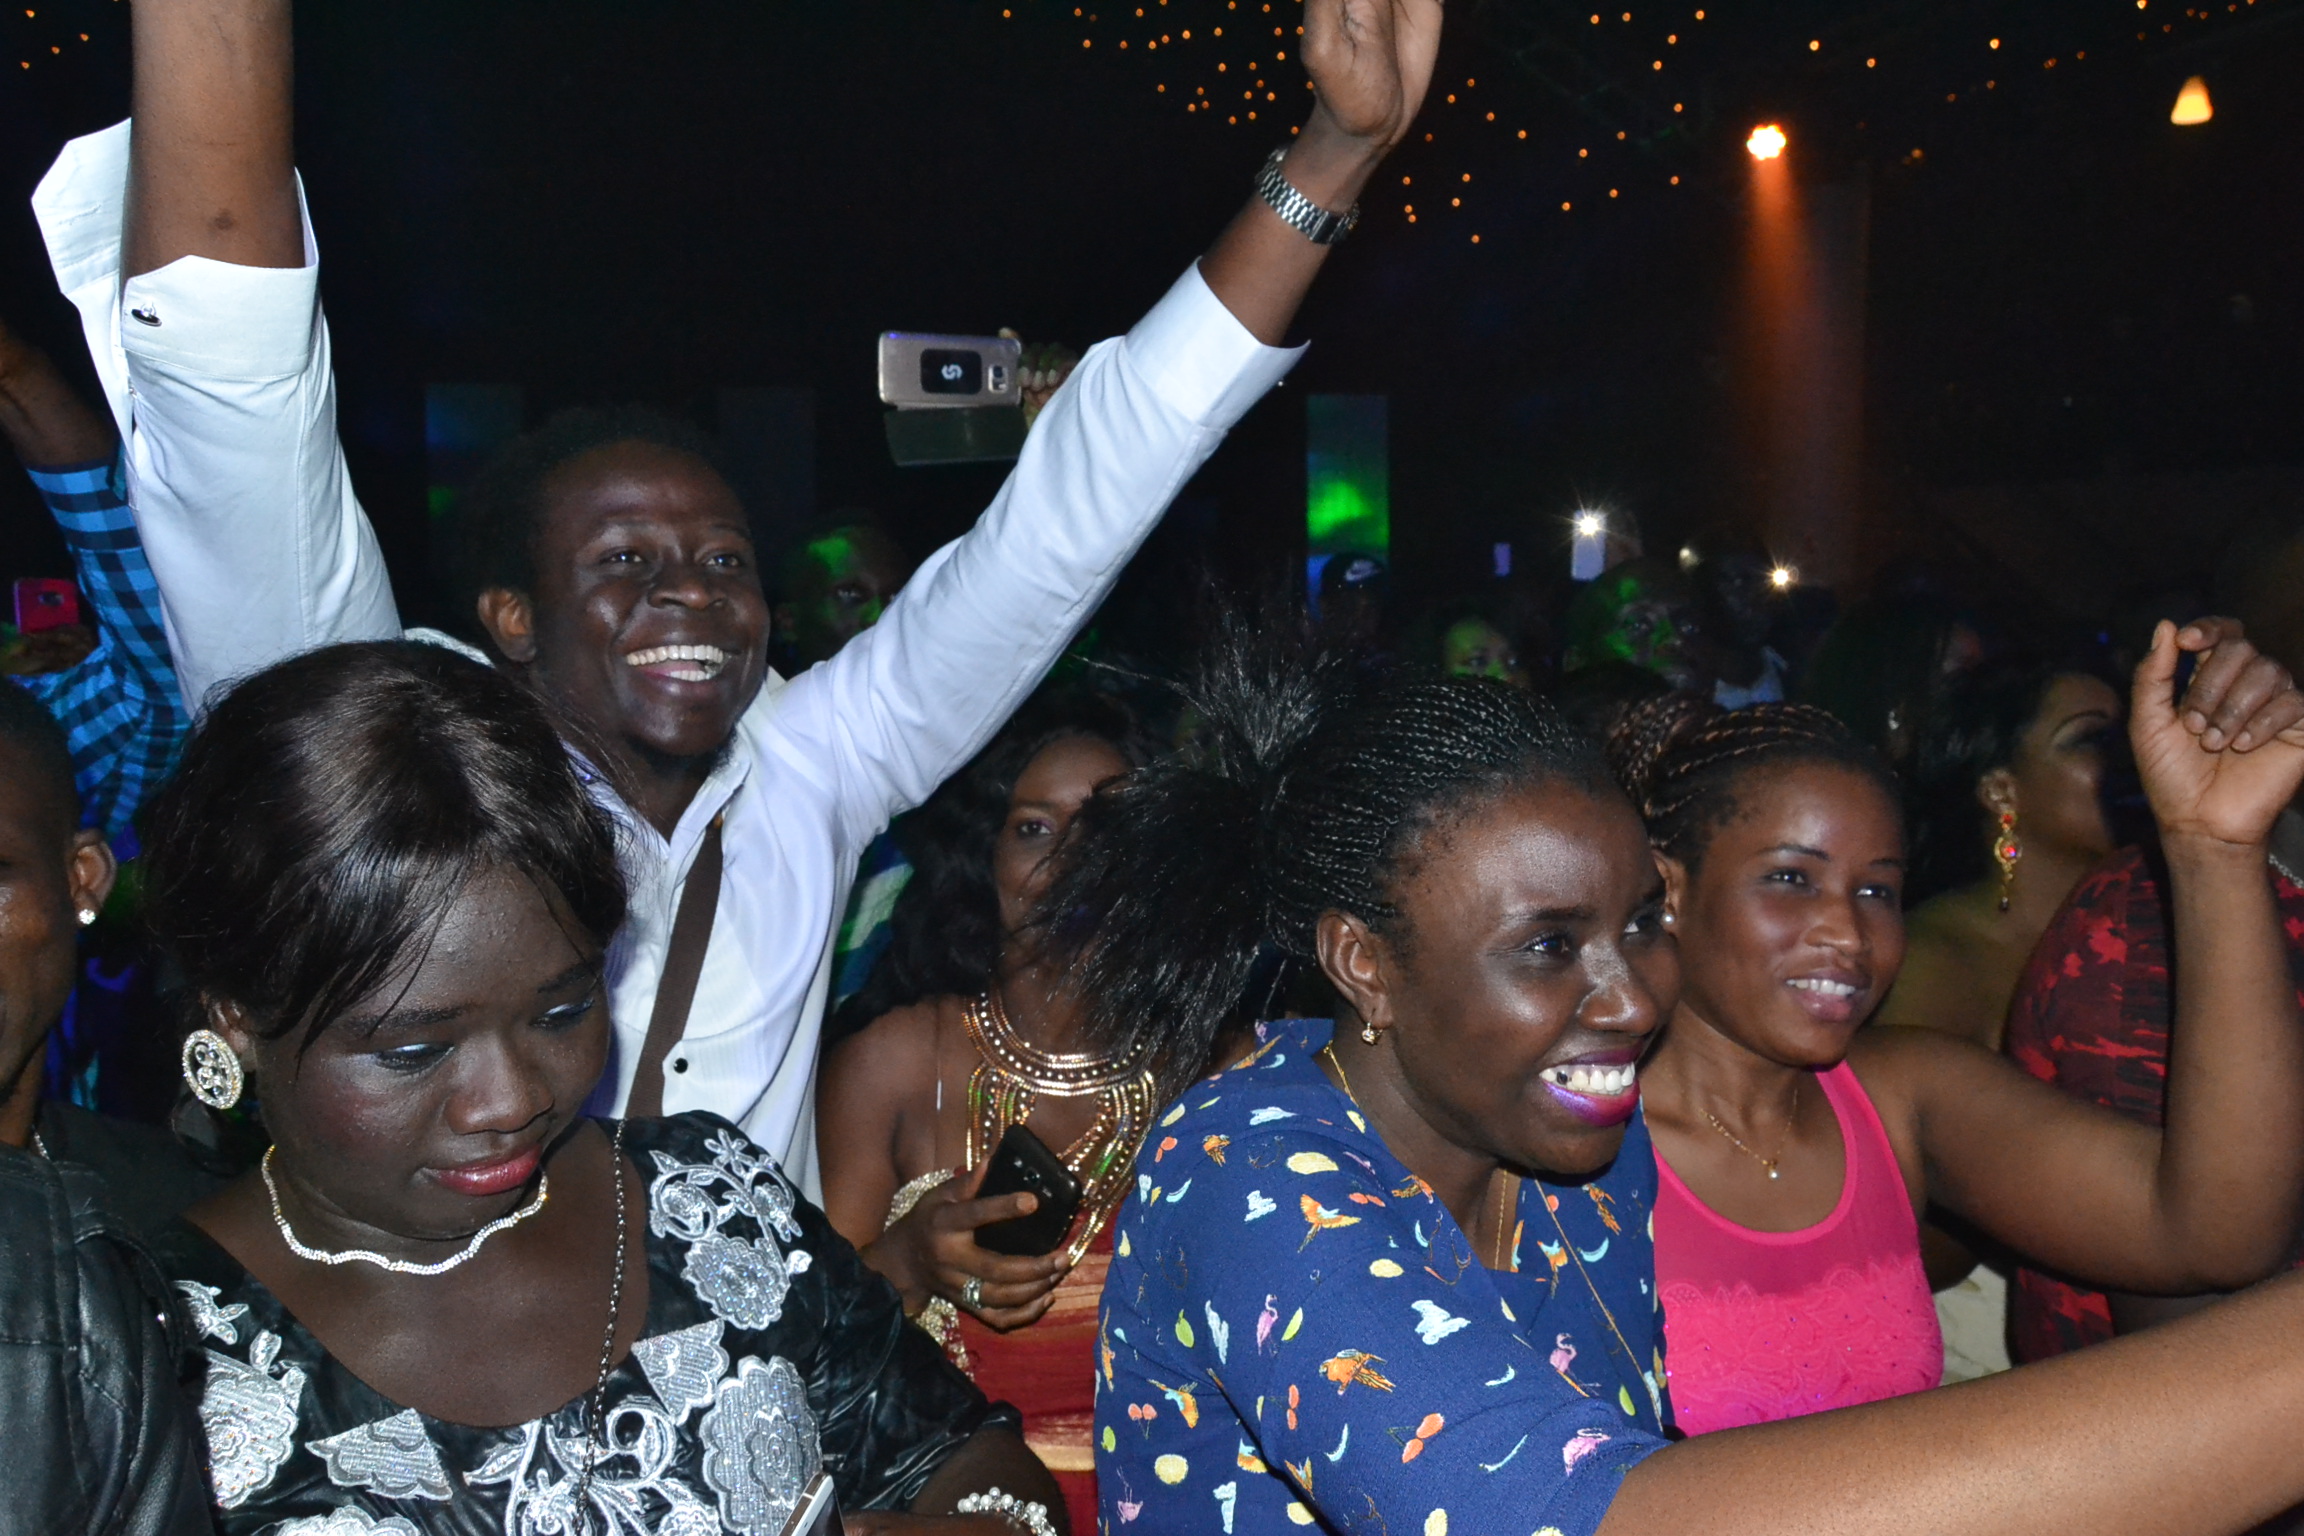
[35, 121, 1302, 1190]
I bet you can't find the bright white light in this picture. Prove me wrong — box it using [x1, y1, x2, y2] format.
[1769, 565, 1797, 590]
[1747, 123, 1788, 160]
[1574, 512, 1606, 538]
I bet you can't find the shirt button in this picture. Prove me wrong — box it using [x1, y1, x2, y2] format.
[130, 307, 162, 326]
[672, 1058, 689, 1074]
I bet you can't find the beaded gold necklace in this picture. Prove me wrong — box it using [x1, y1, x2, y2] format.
[962, 990, 1156, 1267]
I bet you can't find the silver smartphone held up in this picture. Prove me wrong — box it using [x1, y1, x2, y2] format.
[878, 333, 1022, 409]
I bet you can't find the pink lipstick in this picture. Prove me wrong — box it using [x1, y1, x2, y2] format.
[432, 1145, 543, 1198]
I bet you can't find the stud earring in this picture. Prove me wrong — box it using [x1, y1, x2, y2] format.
[1361, 1021, 1381, 1046]
[76, 908, 96, 927]
[1993, 810, 2023, 912]
[180, 1029, 245, 1111]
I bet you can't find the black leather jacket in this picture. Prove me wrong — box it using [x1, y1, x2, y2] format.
[0, 1147, 213, 1536]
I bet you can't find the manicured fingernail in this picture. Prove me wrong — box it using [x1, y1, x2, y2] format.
[2236, 732, 2255, 750]
[2204, 729, 2226, 749]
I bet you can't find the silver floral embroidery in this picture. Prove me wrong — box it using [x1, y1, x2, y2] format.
[198, 1329, 307, 1508]
[682, 1236, 788, 1331]
[272, 1511, 422, 1536]
[631, 1321, 730, 1425]
[648, 1129, 809, 1331]
[175, 1280, 249, 1345]
[697, 1355, 821, 1535]
[308, 1408, 452, 1501]
[467, 1392, 720, 1536]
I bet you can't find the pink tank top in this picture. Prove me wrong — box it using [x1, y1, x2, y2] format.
[1653, 1062, 1942, 1435]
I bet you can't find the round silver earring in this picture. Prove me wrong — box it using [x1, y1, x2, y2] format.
[181, 1029, 245, 1111]
[1360, 1021, 1380, 1046]
[76, 908, 96, 927]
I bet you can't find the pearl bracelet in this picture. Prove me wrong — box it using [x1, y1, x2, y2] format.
[955, 1486, 1058, 1536]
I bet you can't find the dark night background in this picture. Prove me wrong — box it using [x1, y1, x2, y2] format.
[1, 0, 2298, 647]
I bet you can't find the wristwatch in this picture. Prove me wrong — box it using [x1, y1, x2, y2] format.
[1255, 147, 1361, 245]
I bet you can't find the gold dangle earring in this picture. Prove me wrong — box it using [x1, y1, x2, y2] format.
[1993, 810, 2022, 912]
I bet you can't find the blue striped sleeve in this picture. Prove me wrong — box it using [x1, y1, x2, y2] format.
[15, 451, 188, 837]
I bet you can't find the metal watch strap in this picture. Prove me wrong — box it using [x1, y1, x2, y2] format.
[1255, 146, 1360, 246]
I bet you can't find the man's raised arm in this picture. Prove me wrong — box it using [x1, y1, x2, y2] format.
[122, 0, 302, 278]
[773, 0, 1440, 843]
[34, 0, 399, 712]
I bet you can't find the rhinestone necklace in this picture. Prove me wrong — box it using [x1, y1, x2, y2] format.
[263, 1145, 550, 1276]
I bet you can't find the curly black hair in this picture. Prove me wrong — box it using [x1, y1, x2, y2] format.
[1038, 608, 1615, 1103]
[829, 683, 1157, 1042]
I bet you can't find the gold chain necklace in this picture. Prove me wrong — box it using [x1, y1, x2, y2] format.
[1324, 1043, 1519, 1271]
[1325, 1044, 1658, 1432]
[1699, 1079, 1800, 1181]
[963, 991, 1154, 1267]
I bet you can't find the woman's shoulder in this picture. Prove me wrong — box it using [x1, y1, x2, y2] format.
[819, 996, 956, 1106]
[625, 1111, 804, 1207]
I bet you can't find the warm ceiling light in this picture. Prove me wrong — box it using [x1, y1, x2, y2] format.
[1747, 123, 1788, 159]
[2171, 75, 2213, 125]
[1769, 565, 1798, 590]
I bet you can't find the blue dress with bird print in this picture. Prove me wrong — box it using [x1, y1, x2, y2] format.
[1096, 1018, 1673, 1536]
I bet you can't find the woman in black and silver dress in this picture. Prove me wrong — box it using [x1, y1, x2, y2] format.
[148, 643, 1060, 1536]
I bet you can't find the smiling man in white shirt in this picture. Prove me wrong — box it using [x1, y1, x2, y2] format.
[33, 0, 1440, 1193]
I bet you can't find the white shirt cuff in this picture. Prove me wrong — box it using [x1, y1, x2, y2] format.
[1122, 260, 1306, 429]
[33, 119, 325, 383]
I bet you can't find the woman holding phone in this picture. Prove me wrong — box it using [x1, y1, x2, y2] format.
[819, 687, 1171, 1533]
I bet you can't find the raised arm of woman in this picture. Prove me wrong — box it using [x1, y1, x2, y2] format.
[1849, 617, 2304, 1297]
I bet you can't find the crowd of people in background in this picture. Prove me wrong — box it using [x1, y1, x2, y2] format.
[10, 1, 2304, 1534]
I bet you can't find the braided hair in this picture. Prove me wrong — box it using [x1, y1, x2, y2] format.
[1037, 608, 1613, 1103]
[1610, 694, 1902, 870]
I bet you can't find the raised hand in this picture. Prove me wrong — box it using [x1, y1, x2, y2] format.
[2132, 617, 2304, 849]
[1301, 0, 1445, 154]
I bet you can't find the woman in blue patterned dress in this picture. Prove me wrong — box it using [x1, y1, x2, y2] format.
[1049, 613, 2304, 1536]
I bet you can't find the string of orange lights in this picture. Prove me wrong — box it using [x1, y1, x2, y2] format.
[5, 0, 109, 72]
[992, 0, 2296, 246]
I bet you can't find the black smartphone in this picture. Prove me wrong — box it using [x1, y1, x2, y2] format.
[973, 1123, 1084, 1257]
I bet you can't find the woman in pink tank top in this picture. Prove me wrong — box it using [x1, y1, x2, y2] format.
[1607, 685, 2304, 1433]
[1652, 1062, 1938, 1432]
